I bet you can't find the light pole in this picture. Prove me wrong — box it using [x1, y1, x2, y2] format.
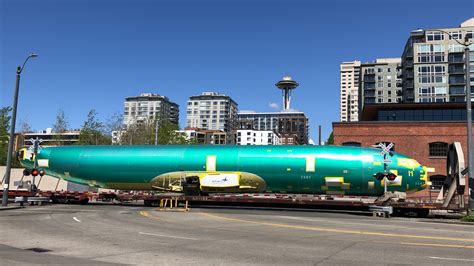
[2, 53, 38, 206]
[432, 29, 473, 212]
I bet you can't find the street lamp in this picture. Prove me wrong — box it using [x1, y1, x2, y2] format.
[2, 53, 38, 206]
[429, 29, 473, 212]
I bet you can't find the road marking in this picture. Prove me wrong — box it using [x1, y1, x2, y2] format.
[199, 212, 474, 243]
[73, 217, 81, 223]
[138, 211, 160, 221]
[429, 256, 474, 262]
[138, 232, 197, 240]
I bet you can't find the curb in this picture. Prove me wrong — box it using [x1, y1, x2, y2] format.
[0, 206, 24, 211]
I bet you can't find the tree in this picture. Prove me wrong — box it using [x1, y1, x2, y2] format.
[19, 117, 32, 134]
[52, 109, 69, 146]
[118, 116, 191, 145]
[105, 112, 124, 145]
[78, 110, 111, 145]
[0, 107, 12, 166]
[326, 131, 334, 145]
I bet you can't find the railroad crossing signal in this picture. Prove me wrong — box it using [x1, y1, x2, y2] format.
[376, 142, 394, 156]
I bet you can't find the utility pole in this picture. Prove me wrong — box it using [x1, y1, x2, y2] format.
[2, 53, 37, 206]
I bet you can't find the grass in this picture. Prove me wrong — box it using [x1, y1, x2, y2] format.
[460, 215, 474, 222]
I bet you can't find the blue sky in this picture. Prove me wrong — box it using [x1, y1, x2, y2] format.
[1, 0, 473, 141]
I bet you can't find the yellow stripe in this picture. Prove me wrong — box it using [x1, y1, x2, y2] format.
[199, 212, 474, 243]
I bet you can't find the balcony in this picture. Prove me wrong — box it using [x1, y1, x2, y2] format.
[449, 67, 465, 74]
[448, 55, 464, 64]
[450, 86, 465, 96]
[449, 77, 465, 85]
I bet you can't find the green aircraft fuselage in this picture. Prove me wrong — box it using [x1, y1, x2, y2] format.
[18, 145, 428, 196]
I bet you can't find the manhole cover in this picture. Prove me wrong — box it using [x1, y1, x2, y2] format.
[26, 247, 52, 253]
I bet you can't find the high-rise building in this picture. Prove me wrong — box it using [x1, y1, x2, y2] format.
[340, 61, 361, 122]
[238, 111, 309, 145]
[401, 18, 474, 103]
[123, 93, 179, 127]
[359, 58, 402, 113]
[185, 92, 238, 133]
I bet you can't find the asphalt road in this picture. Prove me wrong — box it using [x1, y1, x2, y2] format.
[0, 204, 473, 265]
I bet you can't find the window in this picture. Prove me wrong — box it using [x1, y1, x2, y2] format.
[426, 31, 444, 41]
[449, 31, 462, 40]
[429, 142, 448, 157]
[342, 142, 361, 147]
[429, 175, 446, 190]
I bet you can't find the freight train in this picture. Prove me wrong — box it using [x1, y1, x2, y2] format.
[18, 145, 429, 196]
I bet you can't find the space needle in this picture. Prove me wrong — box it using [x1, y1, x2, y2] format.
[275, 76, 299, 110]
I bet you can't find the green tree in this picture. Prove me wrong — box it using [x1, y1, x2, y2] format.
[78, 110, 111, 145]
[0, 107, 12, 166]
[326, 131, 334, 145]
[52, 109, 69, 146]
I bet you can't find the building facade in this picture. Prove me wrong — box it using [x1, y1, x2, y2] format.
[359, 58, 402, 113]
[340, 61, 361, 122]
[185, 92, 238, 134]
[176, 128, 228, 145]
[14, 128, 80, 150]
[401, 18, 474, 103]
[238, 111, 309, 145]
[236, 129, 281, 145]
[123, 93, 179, 127]
[333, 102, 473, 196]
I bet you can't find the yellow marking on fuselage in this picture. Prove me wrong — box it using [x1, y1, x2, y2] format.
[408, 170, 414, 177]
[206, 155, 216, 171]
[373, 161, 382, 166]
[199, 212, 474, 243]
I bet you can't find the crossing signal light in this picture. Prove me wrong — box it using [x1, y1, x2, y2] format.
[373, 172, 398, 181]
[387, 173, 397, 181]
[31, 168, 39, 177]
[39, 169, 45, 177]
[23, 169, 31, 176]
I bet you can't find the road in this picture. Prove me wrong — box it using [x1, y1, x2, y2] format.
[0, 204, 473, 265]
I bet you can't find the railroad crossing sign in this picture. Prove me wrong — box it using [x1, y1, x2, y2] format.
[375, 142, 394, 156]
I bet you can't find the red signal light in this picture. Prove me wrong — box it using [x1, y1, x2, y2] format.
[31, 168, 39, 177]
[387, 173, 397, 181]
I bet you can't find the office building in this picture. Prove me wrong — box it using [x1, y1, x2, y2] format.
[401, 18, 474, 103]
[359, 58, 402, 113]
[185, 92, 238, 133]
[340, 61, 361, 122]
[236, 129, 281, 145]
[238, 111, 309, 145]
[123, 93, 179, 127]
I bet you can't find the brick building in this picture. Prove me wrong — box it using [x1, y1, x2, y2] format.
[333, 103, 473, 197]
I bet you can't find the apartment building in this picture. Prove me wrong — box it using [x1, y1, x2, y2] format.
[359, 58, 402, 113]
[340, 61, 361, 122]
[123, 93, 179, 127]
[185, 92, 238, 133]
[401, 18, 474, 103]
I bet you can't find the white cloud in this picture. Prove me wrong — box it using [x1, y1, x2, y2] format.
[268, 102, 279, 109]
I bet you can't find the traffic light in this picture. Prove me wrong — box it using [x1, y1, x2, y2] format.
[31, 168, 39, 177]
